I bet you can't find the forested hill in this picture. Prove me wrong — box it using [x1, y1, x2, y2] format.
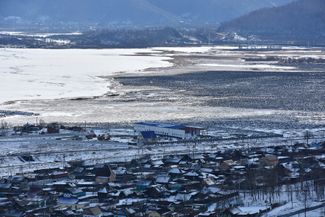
[219, 0, 325, 42]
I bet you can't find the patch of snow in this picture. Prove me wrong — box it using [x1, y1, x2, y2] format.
[199, 63, 296, 70]
[0, 31, 83, 38]
[153, 46, 214, 53]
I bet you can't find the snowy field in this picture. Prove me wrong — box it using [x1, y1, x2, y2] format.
[0, 48, 172, 103]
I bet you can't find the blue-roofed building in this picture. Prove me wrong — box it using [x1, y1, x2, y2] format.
[139, 131, 157, 144]
[134, 122, 204, 139]
[141, 131, 157, 139]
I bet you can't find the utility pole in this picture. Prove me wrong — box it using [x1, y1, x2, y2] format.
[304, 187, 308, 217]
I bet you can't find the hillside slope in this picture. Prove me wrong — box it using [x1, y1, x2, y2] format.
[219, 0, 325, 42]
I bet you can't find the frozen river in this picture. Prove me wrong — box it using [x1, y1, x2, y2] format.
[1, 46, 324, 128]
[0, 48, 172, 103]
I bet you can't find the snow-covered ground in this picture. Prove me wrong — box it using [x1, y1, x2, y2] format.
[153, 46, 216, 53]
[199, 63, 296, 71]
[0, 31, 83, 38]
[0, 48, 172, 104]
[0, 131, 320, 177]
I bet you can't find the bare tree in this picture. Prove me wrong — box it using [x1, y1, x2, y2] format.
[304, 130, 314, 146]
[0, 120, 10, 136]
[0, 120, 9, 129]
[39, 118, 46, 127]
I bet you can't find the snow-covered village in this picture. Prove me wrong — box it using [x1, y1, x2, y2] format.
[1, 0, 325, 216]
[0, 120, 325, 216]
